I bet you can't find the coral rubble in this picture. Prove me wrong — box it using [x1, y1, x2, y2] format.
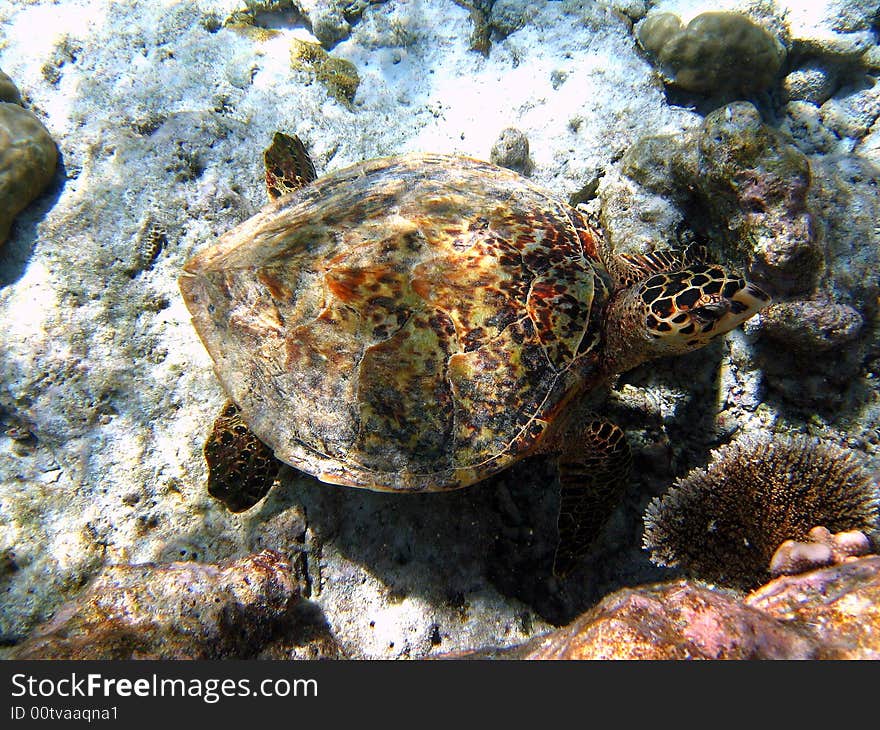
[9, 551, 303, 659]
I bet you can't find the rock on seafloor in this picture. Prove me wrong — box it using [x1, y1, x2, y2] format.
[0, 69, 22, 104]
[0, 98, 57, 246]
[456, 556, 880, 659]
[5, 551, 342, 659]
[496, 582, 814, 659]
[618, 101, 820, 294]
[1, 0, 880, 659]
[745, 556, 880, 660]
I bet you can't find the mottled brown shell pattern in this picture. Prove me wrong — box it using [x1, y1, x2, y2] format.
[180, 154, 609, 491]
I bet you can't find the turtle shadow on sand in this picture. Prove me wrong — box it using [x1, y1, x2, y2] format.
[227, 344, 728, 629]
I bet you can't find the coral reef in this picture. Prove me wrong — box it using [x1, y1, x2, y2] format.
[620, 102, 821, 295]
[290, 38, 360, 105]
[453, 555, 880, 659]
[8, 551, 307, 659]
[769, 526, 872, 578]
[0, 101, 57, 246]
[642, 433, 880, 589]
[635, 11, 785, 97]
[489, 127, 530, 174]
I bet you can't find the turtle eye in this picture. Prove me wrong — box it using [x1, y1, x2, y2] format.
[690, 300, 729, 324]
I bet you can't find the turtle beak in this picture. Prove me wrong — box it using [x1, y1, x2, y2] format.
[729, 282, 773, 319]
[702, 281, 772, 333]
[691, 300, 730, 324]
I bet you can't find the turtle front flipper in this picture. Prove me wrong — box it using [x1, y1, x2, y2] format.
[204, 400, 281, 512]
[553, 418, 632, 577]
[264, 132, 317, 200]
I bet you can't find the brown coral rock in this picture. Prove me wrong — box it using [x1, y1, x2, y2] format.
[747, 556, 880, 659]
[467, 581, 815, 659]
[453, 557, 880, 659]
[9, 551, 301, 660]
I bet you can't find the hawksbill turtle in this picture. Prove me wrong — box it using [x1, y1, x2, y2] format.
[179, 133, 771, 576]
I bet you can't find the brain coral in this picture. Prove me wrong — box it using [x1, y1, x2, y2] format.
[643, 433, 879, 589]
[636, 11, 785, 95]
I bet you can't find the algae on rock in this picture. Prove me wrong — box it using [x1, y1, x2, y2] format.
[290, 38, 360, 105]
[8, 551, 306, 660]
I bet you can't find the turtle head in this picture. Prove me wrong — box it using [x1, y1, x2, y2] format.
[603, 264, 771, 375]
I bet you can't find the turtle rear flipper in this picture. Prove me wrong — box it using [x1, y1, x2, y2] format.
[553, 418, 632, 577]
[205, 400, 281, 512]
